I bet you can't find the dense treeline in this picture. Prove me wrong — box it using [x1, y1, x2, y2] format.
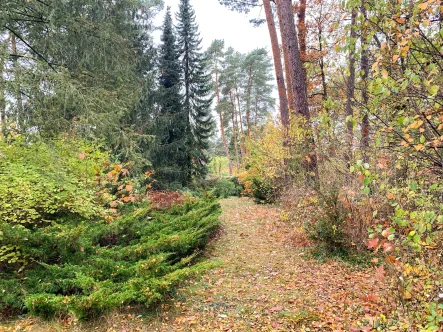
[220, 0, 443, 329]
[2, 0, 443, 328]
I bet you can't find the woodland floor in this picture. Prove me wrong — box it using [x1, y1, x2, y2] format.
[1, 198, 400, 332]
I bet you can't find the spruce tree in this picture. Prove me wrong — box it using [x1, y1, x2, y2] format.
[176, 0, 214, 180]
[150, 7, 189, 188]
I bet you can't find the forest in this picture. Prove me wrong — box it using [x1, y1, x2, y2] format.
[0, 0, 442, 331]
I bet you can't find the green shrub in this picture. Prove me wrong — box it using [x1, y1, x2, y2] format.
[305, 190, 349, 253]
[0, 198, 221, 320]
[212, 178, 241, 198]
[0, 138, 221, 320]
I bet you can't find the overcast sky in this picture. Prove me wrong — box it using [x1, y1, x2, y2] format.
[154, 0, 272, 53]
[153, 0, 278, 125]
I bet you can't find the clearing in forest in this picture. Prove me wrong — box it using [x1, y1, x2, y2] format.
[1, 197, 396, 332]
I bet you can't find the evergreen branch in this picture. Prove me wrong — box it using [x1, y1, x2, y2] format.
[4, 25, 57, 72]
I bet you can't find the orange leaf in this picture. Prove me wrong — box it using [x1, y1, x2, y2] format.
[367, 237, 379, 249]
[418, 2, 428, 10]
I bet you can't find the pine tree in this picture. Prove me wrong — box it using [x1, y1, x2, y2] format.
[150, 8, 189, 188]
[176, 0, 214, 180]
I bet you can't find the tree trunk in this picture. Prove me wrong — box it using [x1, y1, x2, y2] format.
[360, 0, 370, 163]
[229, 90, 241, 168]
[283, 48, 296, 110]
[318, 28, 327, 101]
[10, 33, 23, 129]
[254, 96, 258, 126]
[0, 42, 5, 138]
[276, 0, 318, 182]
[297, 0, 307, 65]
[263, 0, 290, 127]
[345, 8, 357, 163]
[216, 69, 233, 175]
[246, 63, 253, 138]
[276, 0, 309, 119]
[235, 87, 246, 156]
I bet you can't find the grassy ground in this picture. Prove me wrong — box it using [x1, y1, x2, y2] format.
[0, 198, 399, 331]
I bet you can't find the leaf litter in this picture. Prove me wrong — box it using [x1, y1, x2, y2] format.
[0, 197, 399, 331]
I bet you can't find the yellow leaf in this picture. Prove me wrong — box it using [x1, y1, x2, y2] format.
[393, 54, 399, 62]
[399, 39, 409, 46]
[414, 144, 424, 151]
[381, 69, 389, 79]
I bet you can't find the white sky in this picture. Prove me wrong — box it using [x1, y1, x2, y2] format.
[154, 0, 272, 53]
[153, 0, 278, 132]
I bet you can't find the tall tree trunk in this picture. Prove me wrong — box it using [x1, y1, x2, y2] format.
[230, 90, 241, 168]
[254, 96, 258, 126]
[297, 0, 307, 67]
[246, 63, 253, 138]
[216, 68, 233, 175]
[276, 0, 318, 182]
[283, 48, 296, 110]
[345, 8, 357, 163]
[0, 42, 6, 138]
[360, 1, 370, 163]
[276, 0, 309, 119]
[235, 87, 244, 134]
[10, 33, 23, 128]
[276, 2, 296, 111]
[263, 0, 290, 126]
[235, 87, 246, 156]
[318, 28, 327, 101]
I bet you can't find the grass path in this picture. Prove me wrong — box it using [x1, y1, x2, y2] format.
[147, 198, 393, 331]
[0, 198, 395, 332]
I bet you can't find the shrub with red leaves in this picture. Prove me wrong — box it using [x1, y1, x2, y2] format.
[147, 190, 187, 210]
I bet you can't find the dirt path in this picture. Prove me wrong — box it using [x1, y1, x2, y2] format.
[147, 198, 393, 332]
[1, 198, 395, 332]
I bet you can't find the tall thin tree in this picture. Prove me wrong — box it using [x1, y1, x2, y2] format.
[176, 0, 214, 180]
[150, 7, 189, 187]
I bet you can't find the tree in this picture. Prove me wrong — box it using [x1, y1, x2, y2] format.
[0, 0, 163, 165]
[219, 0, 290, 129]
[345, 7, 357, 163]
[276, 0, 318, 182]
[206, 39, 233, 175]
[262, 0, 289, 128]
[149, 7, 188, 188]
[176, 0, 214, 181]
[242, 48, 275, 137]
[359, 0, 370, 162]
[276, 0, 309, 118]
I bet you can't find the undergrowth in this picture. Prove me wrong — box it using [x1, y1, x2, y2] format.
[0, 198, 221, 320]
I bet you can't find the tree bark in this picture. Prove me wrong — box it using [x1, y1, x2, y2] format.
[0, 42, 5, 137]
[262, 0, 290, 126]
[283, 48, 296, 110]
[216, 69, 233, 175]
[318, 28, 327, 101]
[360, 0, 370, 163]
[235, 87, 246, 156]
[246, 63, 253, 138]
[229, 90, 241, 168]
[345, 8, 357, 162]
[276, 0, 318, 183]
[297, 0, 307, 65]
[276, 0, 309, 119]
